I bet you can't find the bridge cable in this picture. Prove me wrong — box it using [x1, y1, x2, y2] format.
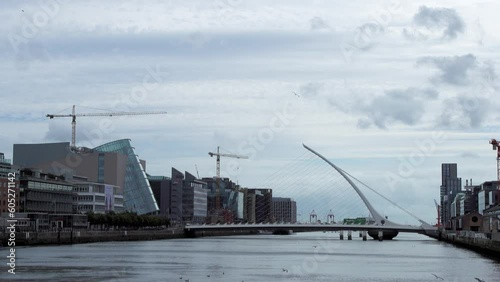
[337, 167, 425, 223]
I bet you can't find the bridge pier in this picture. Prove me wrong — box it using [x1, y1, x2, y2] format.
[367, 230, 399, 240]
[184, 229, 197, 238]
[347, 230, 352, 240]
[362, 231, 367, 241]
[339, 231, 344, 240]
[359, 231, 362, 238]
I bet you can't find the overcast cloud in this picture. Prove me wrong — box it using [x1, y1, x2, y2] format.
[417, 54, 478, 85]
[412, 6, 465, 39]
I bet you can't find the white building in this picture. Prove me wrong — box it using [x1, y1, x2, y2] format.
[73, 181, 124, 214]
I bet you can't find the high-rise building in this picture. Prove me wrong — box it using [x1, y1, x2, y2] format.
[183, 172, 208, 224]
[272, 197, 297, 223]
[440, 163, 462, 229]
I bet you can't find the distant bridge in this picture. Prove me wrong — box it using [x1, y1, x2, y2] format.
[186, 144, 438, 240]
[185, 222, 438, 240]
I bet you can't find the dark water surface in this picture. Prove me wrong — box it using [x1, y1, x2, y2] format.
[2, 232, 499, 281]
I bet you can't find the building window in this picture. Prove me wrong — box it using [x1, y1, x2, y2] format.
[98, 153, 105, 183]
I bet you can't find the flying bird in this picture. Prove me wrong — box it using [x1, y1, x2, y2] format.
[293, 91, 300, 98]
[474, 278, 485, 282]
[431, 273, 444, 280]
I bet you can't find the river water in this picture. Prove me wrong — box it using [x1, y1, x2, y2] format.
[2, 232, 499, 281]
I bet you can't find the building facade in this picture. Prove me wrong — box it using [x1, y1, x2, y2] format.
[247, 188, 272, 223]
[182, 172, 208, 223]
[477, 181, 498, 214]
[202, 177, 238, 211]
[0, 153, 19, 215]
[148, 175, 171, 217]
[13, 140, 158, 215]
[440, 163, 462, 229]
[170, 168, 184, 224]
[272, 197, 297, 223]
[18, 168, 73, 214]
[93, 139, 158, 215]
[72, 181, 124, 214]
[482, 204, 500, 236]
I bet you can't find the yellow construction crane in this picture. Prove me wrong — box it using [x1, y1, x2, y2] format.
[46, 105, 167, 149]
[208, 146, 248, 210]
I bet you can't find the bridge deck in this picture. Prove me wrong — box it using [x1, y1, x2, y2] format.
[185, 223, 436, 234]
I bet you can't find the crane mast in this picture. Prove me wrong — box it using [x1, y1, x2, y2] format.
[46, 105, 167, 150]
[208, 146, 248, 211]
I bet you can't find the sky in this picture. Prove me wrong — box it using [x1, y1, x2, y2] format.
[1, 0, 499, 224]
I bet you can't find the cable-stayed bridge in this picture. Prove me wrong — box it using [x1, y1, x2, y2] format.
[186, 144, 438, 240]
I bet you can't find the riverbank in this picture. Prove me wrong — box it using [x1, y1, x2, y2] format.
[438, 231, 500, 260]
[0, 229, 258, 246]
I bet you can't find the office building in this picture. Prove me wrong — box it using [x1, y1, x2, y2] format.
[182, 172, 208, 223]
[72, 178, 124, 214]
[247, 188, 272, 223]
[272, 197, 297, 223]
[18, 168, 73, 214]
[148, 175, 171, 217]
[13, 140, 158, 215]
[440, 163, 462, 229]
[477, 181, 499, 214]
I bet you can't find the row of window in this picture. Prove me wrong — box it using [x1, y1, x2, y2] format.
[26, 202, 72, 212]
[73, 185, 122, 194]
[27, 181, 73, 192]
[75, 204, 125, 213]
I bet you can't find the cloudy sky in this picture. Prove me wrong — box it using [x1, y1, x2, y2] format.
[1, 0, 499, 224]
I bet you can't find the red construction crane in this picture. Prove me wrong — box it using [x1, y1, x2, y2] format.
[46, 105, 167, 150]
[208, 147, 248, 210]
[489, 139, 500, 188]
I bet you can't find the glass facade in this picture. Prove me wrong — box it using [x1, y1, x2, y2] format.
[93, 139, 159, 215]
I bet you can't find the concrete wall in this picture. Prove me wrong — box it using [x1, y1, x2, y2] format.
[441, 231, 500, 257]
[1, 229, 184, 246]
[13, 142, 70, 168]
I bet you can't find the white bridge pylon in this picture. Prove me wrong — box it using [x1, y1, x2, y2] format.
[302, 144, 435, 231]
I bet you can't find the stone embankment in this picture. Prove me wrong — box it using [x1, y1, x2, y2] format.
[437, 231, 500, 259]
[0, 228, 260, 246]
